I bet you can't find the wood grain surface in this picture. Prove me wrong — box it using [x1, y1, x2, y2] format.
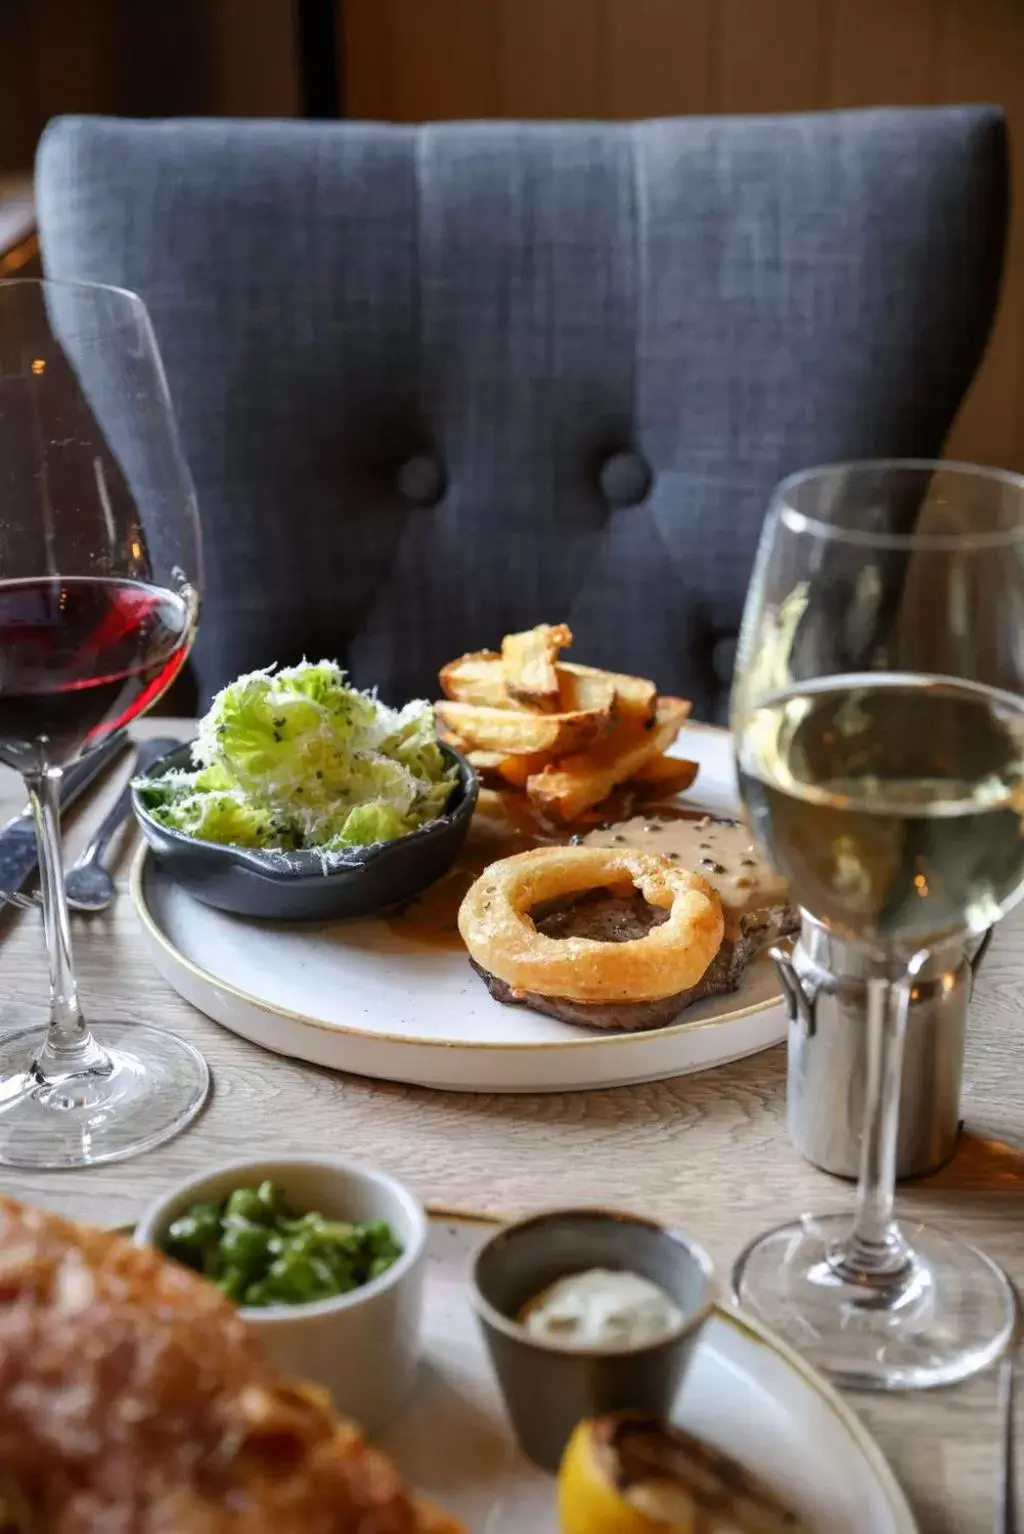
[1, 719, 1021, 1533]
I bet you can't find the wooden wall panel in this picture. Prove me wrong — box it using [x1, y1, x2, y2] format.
[495, 0, 603, 119]
[709, 0, 826, 115]
[30, 0, 120, 123]
[344, 0, 389, 118]
[828, 0, 937, 107]
[0, 1, 299, 160]
[208, 0, 300, 118]
[604, 0, 712, 119]
[387, 0, 496, 122]
[0, 5, 43, 171]
[937, 0, 1024, 468]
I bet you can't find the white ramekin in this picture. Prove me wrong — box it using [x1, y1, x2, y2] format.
[134, 1153, 427, 1434]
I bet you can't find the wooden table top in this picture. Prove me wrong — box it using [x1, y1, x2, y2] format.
[2, 717, 1022, 1533]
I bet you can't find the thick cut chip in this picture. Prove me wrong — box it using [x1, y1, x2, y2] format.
[439, 654, 648, 722]
[463, 749, 549, 788]
[464, 749, 509, 788]
[465, 749, 554, 790]
[438, 652, 507, 708]
[492, 750, 553, 788]
[559, 662, 656, 722]
[526, 697, 692, 821]
[435, 701, 609, 756]
[630, 754, 701, 797]
[501, 623, 572, 710]
[555, 667, 617, 716]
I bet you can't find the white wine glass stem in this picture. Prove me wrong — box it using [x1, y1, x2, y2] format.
[831, 951, 928, 1284]
[24, 767, 110, 1083]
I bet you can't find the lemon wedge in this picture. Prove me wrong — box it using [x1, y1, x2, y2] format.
[558, 1413, 809, 1534]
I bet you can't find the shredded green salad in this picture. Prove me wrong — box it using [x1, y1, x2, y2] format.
[136, 660, 455, 853]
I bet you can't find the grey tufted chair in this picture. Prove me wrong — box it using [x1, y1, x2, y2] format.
[35, 108, 1006, 719]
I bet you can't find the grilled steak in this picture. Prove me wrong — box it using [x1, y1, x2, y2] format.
[474, 813, 797, 1033]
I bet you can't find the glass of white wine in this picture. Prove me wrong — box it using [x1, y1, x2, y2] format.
[730, 460, 1024, 1390]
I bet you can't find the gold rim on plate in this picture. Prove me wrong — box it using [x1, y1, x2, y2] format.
[129, 843, 783, 1055]
[114, 1203, 917, 1531]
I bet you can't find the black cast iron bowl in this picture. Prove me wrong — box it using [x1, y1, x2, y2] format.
[131, 742, 478, 921]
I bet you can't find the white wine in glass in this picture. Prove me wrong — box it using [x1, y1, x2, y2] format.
[731, 461, 1024, 1390]
[740, 674, 1024, 947]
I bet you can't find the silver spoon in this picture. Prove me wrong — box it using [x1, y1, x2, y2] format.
[61, 737, 182, 912]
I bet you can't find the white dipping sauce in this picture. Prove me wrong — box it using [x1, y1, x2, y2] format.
[520, 1267, 683, 1350]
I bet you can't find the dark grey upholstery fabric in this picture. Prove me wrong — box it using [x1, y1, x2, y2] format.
[35, 110, 1006, 719]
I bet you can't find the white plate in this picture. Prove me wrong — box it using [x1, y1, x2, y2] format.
[132, 727, 787, 1092]
[382, 1212, 917, 1532]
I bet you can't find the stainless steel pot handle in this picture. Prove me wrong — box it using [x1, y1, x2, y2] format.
[770, 939, 819, 1038]
[774, 925, 989, 1037]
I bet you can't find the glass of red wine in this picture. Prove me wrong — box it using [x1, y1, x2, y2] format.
[0, 277, 208, 1167]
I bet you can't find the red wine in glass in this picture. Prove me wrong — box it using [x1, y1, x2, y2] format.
[0, 276, 208, 1172]
[0, 575, 194, 773]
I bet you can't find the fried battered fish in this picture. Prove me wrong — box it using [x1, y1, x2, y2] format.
[0, 1197, 461, 1534]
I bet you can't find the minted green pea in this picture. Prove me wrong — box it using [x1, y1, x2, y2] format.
[242, 1278, 271, 1308]
[216, 1266, 249, 1303]
[277, 1215, 310, 1236]
[159, 1181, 403, 1309]
[362, 1219, 400, 1257]
[309, 1254, 345, 1296]
[167, 1202, 222, 1252]
[282, 1226, 321, 1260]
[201, 1244, 223, 1279]
[313, 1219, 359, 1249]
[224, 1187, 267, 1225]
[265, 1253, 326, 1304]
[318, 1247, 357, 1290]
[220, 1221, 274, 1271]
[257, 1179, 286, 1219]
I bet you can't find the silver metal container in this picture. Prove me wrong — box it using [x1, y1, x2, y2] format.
[773, 917, 990, 1181]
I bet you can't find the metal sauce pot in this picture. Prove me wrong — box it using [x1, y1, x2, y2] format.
[773, 915, 990, 1182]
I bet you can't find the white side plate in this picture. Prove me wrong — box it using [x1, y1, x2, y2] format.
[381, 1213, 917, 1533]
[132, 727, 788, 1093]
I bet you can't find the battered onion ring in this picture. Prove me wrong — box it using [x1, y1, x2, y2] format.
[458, 846, 724, 1004]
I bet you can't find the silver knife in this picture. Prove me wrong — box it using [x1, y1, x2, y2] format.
[0, 733, 131, 901]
